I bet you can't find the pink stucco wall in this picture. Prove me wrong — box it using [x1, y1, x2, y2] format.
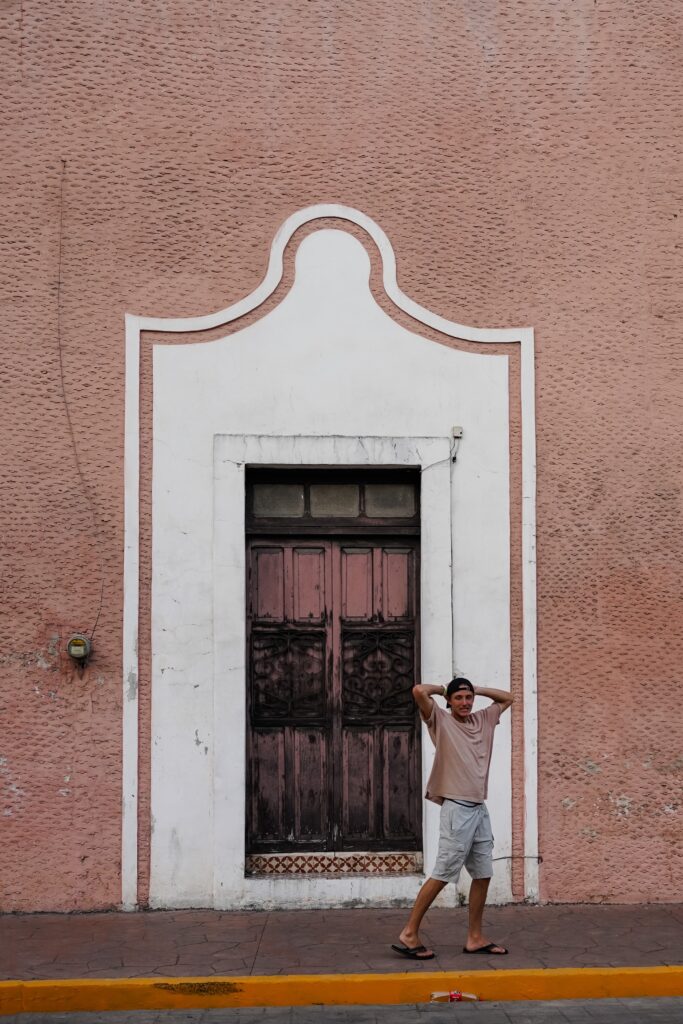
[2, 0, 682, 909]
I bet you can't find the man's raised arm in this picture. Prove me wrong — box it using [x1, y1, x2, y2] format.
[412, 683, 445, 722]
[474, 686, 514, 714]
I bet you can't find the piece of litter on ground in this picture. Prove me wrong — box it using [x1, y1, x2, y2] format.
[430, 990, 479, 1002]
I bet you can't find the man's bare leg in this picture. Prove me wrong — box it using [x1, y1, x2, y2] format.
[464, 877, 506, 953]
[398, 877, 446, 954]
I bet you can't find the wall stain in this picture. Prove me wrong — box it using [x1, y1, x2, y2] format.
[609, 794, 633, 818]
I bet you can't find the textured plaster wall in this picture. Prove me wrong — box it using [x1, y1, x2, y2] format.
[1, 0, 682, 909]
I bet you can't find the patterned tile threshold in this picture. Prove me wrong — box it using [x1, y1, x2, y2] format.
[245, 852, 423, 876]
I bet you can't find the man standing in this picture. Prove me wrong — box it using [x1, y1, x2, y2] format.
[392, 677, 513, 960]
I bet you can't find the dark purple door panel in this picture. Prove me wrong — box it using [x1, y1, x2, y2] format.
[246, 539, 420, 853]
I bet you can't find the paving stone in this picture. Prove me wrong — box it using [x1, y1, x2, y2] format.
[1, 906, 682, 982]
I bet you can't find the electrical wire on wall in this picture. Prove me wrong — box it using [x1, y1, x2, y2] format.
[419, 429, 462, 677]
[492, 855, 543, 864]
[56, 158, 105, 642]
[420, 430, 462, 474]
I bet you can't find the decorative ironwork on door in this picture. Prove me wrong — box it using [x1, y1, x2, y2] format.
[246, 471, 421, 856]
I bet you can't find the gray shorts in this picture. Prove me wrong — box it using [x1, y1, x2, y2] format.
[431, 800, 494, 883]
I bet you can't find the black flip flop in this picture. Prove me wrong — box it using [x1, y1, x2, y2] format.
[462, 942, 508, 955]
[391, 943, 435, 960]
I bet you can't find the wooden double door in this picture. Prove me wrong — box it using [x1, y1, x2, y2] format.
[246, 538, 421, 853]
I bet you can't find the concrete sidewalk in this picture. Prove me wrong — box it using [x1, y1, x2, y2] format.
[2, 905, 682, 1015]
[2, 904, 682, 980]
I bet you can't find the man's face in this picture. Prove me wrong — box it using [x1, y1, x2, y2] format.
[447, 687, 474, 718]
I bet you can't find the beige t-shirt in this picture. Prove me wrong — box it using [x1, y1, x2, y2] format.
[424, 701, 502, 805]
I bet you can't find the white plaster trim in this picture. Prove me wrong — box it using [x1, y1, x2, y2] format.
[122, 313, 139, 910]
[132, 204, 526, 344]
[211, 434, 456, 910]
[520, 329, 539, 901]
[122, 204, 538, 908]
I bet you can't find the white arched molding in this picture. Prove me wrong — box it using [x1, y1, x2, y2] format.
[123, 205, 537, 909]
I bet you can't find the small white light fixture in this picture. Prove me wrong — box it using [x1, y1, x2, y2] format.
[66, 634, 91, 662]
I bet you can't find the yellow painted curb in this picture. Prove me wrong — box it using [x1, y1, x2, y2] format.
[1, 966, 682, 1015]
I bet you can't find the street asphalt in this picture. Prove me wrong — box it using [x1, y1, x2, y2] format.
[4, 998, 683, 1022]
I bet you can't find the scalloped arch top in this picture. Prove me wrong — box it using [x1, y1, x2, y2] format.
[128, 204, 530, 345]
